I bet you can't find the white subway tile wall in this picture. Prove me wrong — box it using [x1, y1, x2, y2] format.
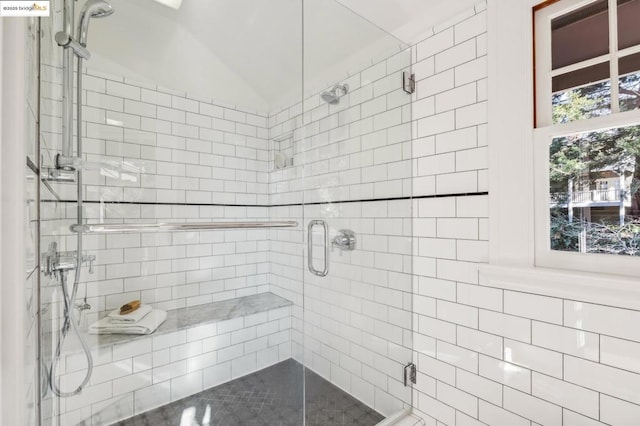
[409, 2, 640, 425]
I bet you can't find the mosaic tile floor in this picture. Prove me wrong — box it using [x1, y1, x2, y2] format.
[115, 359, 384, 426]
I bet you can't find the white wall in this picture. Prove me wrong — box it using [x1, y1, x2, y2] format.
[1, 17, 30, 426]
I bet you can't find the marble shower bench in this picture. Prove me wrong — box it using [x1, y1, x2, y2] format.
[48, 292, 293, 426]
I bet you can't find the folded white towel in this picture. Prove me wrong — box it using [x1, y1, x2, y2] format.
[89, 309, 167, 335]
[107, 304, 152, 323]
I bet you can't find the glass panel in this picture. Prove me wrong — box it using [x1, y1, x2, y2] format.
[551, 0, 609, 70]
[549, 125, 640, 255]
[303, 0, 413, 421]
[618, 0, 640, 49]
[40, 0, 305, 424]
[619, 52, 640, 112]
[552, 63, 611, 123]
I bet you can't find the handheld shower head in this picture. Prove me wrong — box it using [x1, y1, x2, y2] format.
[77, 0, 114, 46]
[320, 84, 349, 105]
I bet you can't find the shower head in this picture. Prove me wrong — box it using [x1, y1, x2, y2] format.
[77, 0, 114, 46]
[321, 84, 349, 105]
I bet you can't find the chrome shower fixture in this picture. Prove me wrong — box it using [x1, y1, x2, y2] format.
[321, 84, 349, 105]
[78, 0, 114, 46]
[55, 0, 114, 171]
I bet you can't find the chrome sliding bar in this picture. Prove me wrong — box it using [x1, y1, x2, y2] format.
[55, 32, 91, 60]
[70, 221, 298, 233]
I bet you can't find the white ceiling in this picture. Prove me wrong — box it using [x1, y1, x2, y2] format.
[87, 0, 478, 112]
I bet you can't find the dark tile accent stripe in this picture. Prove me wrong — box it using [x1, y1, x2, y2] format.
[43, 192, 489, 208]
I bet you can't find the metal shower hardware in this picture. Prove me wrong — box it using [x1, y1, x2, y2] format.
[70, 221, 299, 234]
[308, 220, 330, 277]
[54, 31, 91, 60]
[47, 0, 114, 399]
[320, 83, 349, 105]
[332, 229, 356, 253]
[402, 71, 415, 94]
[42, 242, 96, 280]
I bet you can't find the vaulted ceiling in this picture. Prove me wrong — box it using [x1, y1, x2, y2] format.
[87, 0, 478, 112]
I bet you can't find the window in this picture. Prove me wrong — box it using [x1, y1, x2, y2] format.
[534, 0, 640, 275]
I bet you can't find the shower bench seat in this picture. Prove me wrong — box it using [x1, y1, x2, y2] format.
[83, 291, 293, 348]
[53, 292, 293, 426]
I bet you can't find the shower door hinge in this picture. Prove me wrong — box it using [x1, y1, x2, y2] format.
[404, 362, 417, 386]
[402, 71, 415, 94]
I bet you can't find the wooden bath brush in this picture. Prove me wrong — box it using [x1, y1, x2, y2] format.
[119, 300, 141, 315]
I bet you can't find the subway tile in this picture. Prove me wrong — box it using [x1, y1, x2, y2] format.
[601, 336, 640, 373]
[456, 368, 502, 406]
[435, 83, 477, 113]
[480, 310, 530, 343]
[532, 321, 599, 361]
[565, 356, 640, 405]
[564, 300, 640, 342]
[456, 101, 487, 128]
[437, 381, 478, 418]
[504, 339, 562, 378]
[479, 354, 531, 393]
[437, 341, 478, 373]
[417, 27, 455, 61]
[171, 371, 203, 400]
[504, 291, 563, 324]
[457, 326, 502, 358]
[532, 372, 599, 419]
[478, 400, 529, 426]
[133, 382, 171, 414]
[437, 300, 478, 328]
[106, 80, 141, 100]
[418, 353, 455, 385]
[600, 394, 640, 425]
[503, 387, 562, 426]
[455, 12, 487, 44]
[562, 409, 606, 426]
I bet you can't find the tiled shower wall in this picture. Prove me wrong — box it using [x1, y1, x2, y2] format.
[268, 47, 415, 416]
[409, 2, 640, 425]
[39, 67, 275, 328]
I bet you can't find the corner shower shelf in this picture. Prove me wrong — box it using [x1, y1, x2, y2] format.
[70, 221, 298, 233]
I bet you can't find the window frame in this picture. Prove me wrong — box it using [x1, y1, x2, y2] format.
[485, 0, 640, 307]
[534, 0, 640, 276]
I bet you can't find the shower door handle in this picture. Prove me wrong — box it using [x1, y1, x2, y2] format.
[307, 220, 329, 277]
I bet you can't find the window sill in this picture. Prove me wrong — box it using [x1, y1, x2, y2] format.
[479, 263, 640, 310]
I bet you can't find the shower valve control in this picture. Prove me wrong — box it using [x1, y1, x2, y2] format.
[332, 229, 356, 254]
[42, 242, 96, 278]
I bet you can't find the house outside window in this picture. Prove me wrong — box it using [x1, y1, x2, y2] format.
[534, 0, 640, 272]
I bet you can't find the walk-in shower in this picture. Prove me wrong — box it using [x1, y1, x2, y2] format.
[36, 0, 414, 424]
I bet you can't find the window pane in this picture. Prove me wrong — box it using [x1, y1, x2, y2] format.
[551, 0, 609, 70]
[619, 52, 640, 112]
[549, 125, 640, 255]
[552, 64, 611, 123]
[618, 0, 640, 50]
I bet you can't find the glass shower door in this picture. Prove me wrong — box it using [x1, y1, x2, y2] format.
[301, 0, 415, 421]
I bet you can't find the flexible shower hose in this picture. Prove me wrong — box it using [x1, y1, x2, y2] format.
[48, 269, 94, 397]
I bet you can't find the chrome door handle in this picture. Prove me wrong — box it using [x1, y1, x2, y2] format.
[307, 220, 329, 277]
